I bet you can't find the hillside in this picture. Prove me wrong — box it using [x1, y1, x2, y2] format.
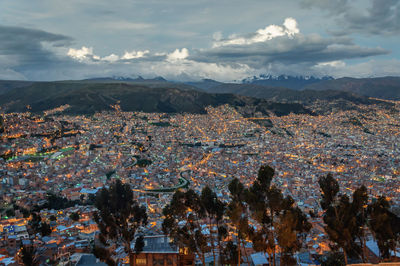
[241, 75, 333, 90]
[185, 79, 222, 91]
[195, 83, 390, 113]
[304, 77, 400, 100]
[0, 82, 313, 116]
[0, 80, 34, 95]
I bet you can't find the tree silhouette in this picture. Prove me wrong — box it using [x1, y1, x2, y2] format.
[321, 252, 345, 266]
[20, 245, 38, 266]
[69, 212, 80, 221]
[200, 186, 226, 266]
[29, 212, 51, 237]
[246, 165, 310, 265]
[351, 185, 368, 262]
[220, 241, 238, 265]
[227, 177, 252, 266]
[162, 189, 209, 265]
[277, 205, 311, 261]
[94, 179, 147, 266]
[0, 115, 4, 134]
[318, 174, 363, 264]
[368, 196, 400, 260]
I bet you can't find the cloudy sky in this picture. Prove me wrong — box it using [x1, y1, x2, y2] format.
[1, 0, 399, 81]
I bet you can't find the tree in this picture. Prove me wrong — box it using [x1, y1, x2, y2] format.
[20, 245, 38, 266]
[162, 189, 209, 265]
[69, 212, 80, 221]
[247, 166, 279, 266]
[20, 207, 30, 219]
[200, 186, 226, 266]
[351, 185, 369, 262]
[277, 205, 311, 262]
[246, 165, 310, 266]
[220, 241, 238, 265]
[40, 222, 52, 237]
[368, 196, 400, 260]
[94, 179, 147, 266]
[227, 177, 252, 266]
[29, 212, 52, 237]
[0, 115, 4, 134]
[5, 208, 15, 218]
[318, 174, 364, 264]
[92, 245, 116, 266]
[321, 252, 345, 266]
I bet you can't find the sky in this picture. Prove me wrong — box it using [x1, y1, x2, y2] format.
[0, 0, 399, 81]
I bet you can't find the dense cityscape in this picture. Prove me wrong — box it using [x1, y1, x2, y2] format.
[2, 0, 400, 264]
[1, 100, 399, 265]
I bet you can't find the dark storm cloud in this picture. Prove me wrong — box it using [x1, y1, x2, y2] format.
[0, 25, 73, 69]
[300, 0, 400, 35]
[191, 34, 389, 68]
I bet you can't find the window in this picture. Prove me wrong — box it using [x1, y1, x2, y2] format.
[179, 247, 189, 255]
[135, 258, 146, 265]
[153, 258, 164, 266]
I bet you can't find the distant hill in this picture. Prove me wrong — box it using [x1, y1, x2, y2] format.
[304, 77, 400, 100]
[196, 83, 387, 111]
[185, 79, 223, 91]
[0, 76, 398, 115]
[241, 75, 334, 90]
[0, 80, 33, 95]
[0, 82, 313, 116]
[62, 76, 197, 91]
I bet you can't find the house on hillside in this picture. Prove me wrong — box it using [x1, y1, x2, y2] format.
[131, 235, 194, 266]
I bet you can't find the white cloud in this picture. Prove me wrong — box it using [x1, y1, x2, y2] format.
[316, 60, 346, 68]
[101, 53, 119, 62]
[145, 60, 254, 82]
[61, 16, 392, 82]
[167, 48, 189, 61]
[121, 50, 149, 60]
[313, 59, 400, 78]
[213, 17, 300, 47]
[67, 47, 150, 62]
[67, 46, 98, 61]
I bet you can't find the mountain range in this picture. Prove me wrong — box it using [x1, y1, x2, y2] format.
[0, 82, 312, 117]
[188, 75, 400, 100]
[240, 75, 334, 90]
[0, 75, 398, 116]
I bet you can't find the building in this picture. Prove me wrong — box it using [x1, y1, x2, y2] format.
[132, 235, 194, 266]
